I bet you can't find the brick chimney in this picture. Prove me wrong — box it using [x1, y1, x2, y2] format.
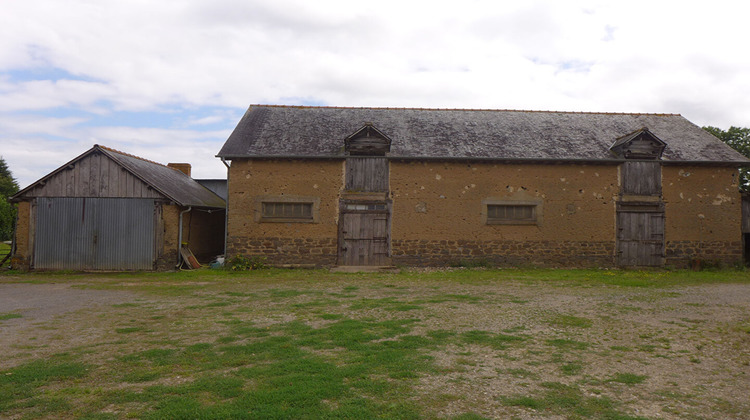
[167, 163, 192, 177]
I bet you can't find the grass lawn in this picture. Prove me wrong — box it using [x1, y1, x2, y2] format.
[1, 268, 749, 419]
[0, 242, 10, 264]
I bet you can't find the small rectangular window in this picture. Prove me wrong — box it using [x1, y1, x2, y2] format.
[261, 202, 313, 221]
[255, 196, 320, 223]
[486, 204, 537, 225]
[344, 203, 387, 211]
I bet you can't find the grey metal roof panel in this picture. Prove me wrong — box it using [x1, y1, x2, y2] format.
[99, 146, 226, 208]
[217, 106, 749, 164]
[196, 179, 228, 201]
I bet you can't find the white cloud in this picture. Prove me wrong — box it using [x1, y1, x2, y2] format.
[2, 0, 750, 185]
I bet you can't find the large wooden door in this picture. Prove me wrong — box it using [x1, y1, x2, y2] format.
[339, 155, 391, 266]
[617, 205, 664, 267]
[338, 202, 391, 266]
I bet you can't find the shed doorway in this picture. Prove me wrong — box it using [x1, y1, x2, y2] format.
[34, 197, 156, 270]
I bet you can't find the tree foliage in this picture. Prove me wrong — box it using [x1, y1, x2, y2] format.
[703, 126, 750, 192]
[0, 157, 19, 241]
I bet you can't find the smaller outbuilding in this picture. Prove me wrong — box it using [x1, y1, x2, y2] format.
[10, 145, 226, 271]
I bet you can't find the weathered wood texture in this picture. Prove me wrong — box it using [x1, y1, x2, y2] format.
[345, 158, 389, 192]
[621, 161, 661, 196]
[617, 207, 665, 266]
[742, 195, 750, 233]
[338, 209, 390, 266]
[24, 152, 163, 199]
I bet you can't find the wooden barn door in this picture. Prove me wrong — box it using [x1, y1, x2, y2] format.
[338, 157, 391, 266]
[339, 202, 390, 266]
[617, 204, 665, 267]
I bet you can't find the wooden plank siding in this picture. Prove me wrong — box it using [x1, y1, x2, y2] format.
[25, 152, 163, 199]
[617, 210, 665, 266]
[621, 161, 661, 196]
[338, 208, 391, 266]
[742, 194, 750, 233]
[345, 158, 389, 192]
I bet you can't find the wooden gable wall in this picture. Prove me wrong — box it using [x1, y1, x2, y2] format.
[20, 151, 164, 199]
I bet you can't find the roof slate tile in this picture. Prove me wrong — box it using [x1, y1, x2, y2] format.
[217, 105, 749, 164]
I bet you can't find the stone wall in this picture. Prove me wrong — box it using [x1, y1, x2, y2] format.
[662, 166, 743, 267]
[224, 159, 745, 268]
[390, 161, 619, 238]
[226, 159, 343, 264]
[666, 240, 742, 268]
[10, 201, 30, 270]
[392, 239, 615, 267]
[227, 236, 337, 267]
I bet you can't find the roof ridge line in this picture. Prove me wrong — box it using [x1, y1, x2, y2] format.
[96, 144, 172, 169]
[248, 104, 681, 117]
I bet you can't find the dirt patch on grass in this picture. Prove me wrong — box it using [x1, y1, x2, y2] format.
[1, 272, 749, 419]
[0, 283, 142, 364]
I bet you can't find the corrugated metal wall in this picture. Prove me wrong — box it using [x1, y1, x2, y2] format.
[34, 197, 155, 270]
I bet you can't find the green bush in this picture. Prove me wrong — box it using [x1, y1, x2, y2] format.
[226, 255, 267, 271]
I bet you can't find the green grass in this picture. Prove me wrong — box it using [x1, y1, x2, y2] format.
[0, 356, 90, 413]
[608, 373, 648, 385]
[0, 242, 10, 268]
[0, 268, 749, 418]
[0, 313, 22, 321]
[500, 382, 648, 419]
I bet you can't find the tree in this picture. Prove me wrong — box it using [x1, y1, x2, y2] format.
[703, 126, 750, 192]
[0, 157, 20, 241]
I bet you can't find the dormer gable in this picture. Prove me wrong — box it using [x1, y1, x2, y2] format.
[344, 123, 392, 156]
[610, 127, 666, 160]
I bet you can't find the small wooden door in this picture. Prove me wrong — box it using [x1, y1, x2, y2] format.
[338, 202, 391, 266]
[617, 206, 665, 267]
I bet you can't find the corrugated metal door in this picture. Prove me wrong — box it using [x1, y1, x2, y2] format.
[34, 198, 155, 270]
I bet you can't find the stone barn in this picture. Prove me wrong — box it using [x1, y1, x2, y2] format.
[11, 145, 226, 270]
[217, 105, 749, 268]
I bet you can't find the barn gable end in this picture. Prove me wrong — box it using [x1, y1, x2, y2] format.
[14, 147, 164, 200]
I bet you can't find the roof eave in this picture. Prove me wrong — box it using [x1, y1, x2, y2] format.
[216, 154, 750, 166]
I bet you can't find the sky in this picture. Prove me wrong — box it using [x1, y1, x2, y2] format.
[2, 0, 750, 188]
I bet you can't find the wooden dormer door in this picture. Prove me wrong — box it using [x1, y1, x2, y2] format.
[338, 157, 391, 266]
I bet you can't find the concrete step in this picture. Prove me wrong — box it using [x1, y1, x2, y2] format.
[330, 266, 399, 273]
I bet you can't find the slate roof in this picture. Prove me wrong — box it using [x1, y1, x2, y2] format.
[217, 105, 749, 164]
[13, 145, 226, 208]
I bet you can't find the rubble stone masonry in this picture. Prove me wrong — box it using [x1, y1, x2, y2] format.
[662, 166, 743, 267]
[226, 159, 342, 266]
[223, 159, 744, 268]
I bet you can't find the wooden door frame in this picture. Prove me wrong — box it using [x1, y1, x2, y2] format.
[616, 201, 665, 267]
[337, 199, 392, 266]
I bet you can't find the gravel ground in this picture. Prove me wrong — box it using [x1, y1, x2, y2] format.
[0, 275, 748, 419]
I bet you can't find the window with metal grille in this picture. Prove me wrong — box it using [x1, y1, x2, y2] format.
[261, 202, 313, 221]
[486, 204, 537, 224]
